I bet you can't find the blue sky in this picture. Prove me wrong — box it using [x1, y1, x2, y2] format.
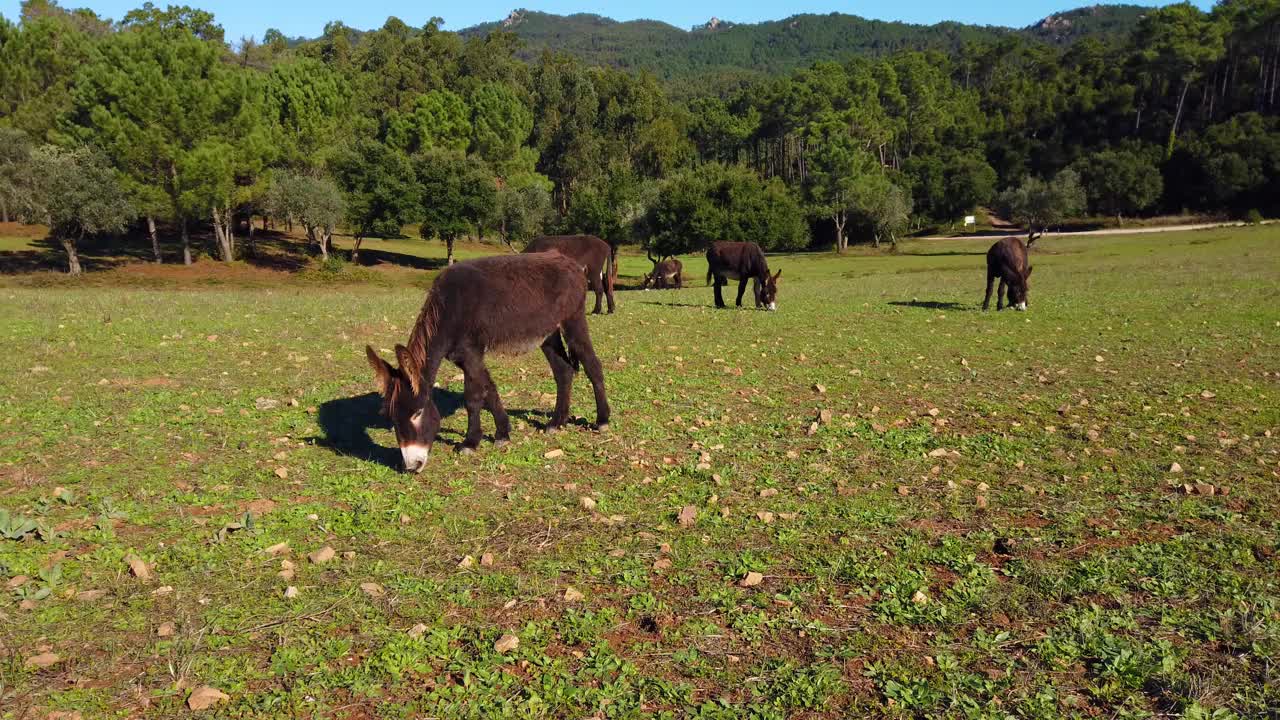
[1, 1, 1214, 43]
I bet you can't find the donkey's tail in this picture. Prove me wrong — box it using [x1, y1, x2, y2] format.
[606, 244, 618, 293]
[705, 266, 713, 286]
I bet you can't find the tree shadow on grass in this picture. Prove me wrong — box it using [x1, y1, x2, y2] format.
[0, 235, 147, 274]
[888, 300, 972, 311]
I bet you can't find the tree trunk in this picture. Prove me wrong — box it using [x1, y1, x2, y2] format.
[833, 212, 847, 253]
[246, 213, 255, 258]
[61, 234, 83, 275]
[210, 205, 235, 261]
[147, 215, 161, 263]
[1, 198, 8, 223]
[181, 218, 192, 265]
[352, 235, 363, 263]
[446, 237, 455, 265]
[1167, 79, 1192, 158]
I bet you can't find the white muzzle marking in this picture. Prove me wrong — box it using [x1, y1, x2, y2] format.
[768, 302, 778, 312]
[401, 444, 430, 473]
[1016, 302, 1027, 312]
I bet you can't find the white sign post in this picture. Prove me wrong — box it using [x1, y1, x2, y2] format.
[964, 215, 977, 229]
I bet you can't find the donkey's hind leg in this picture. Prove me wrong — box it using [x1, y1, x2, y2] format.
[560, 310, 610, 429]
[996, 278, 1008, 311]
[458, 352, 489, 452]
[540, 331, 576, 430]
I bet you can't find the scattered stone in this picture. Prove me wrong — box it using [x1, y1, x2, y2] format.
[928, 448, 949, 458]
[274, 467, 289, 480]
[158, 622, 176, 637]
[677, 505, 697, 527]
[1169, 462, 1183, 474]
[806, 421, 819, 436]
[652, 558, 672, 570]
[740, 571, 764, 587]
[976, 495, 989, 510]
[911, 590, 929, 605]
[494, 634, 520, 654]
[896, 485, 910, 496]
[1200, 390, 1216, 399]
[1094, 355, 1105, 363]
[152, 586, 173, 596]
[284, 586, 299, 598]
[812, 384, 827, 394]
[408, 623, 428, 638]
[264, 542, 290, 556]
[544, 449, 564, 460]
[25, 652, 60, 669]
[480, 553, 495, 567]
[976, 482, 989, 492]
[6, 575, 28, 589]
[125, 555, 151, 581]
[818, 409, 834, 424]
[360, 582, 385, 597]
[74, 590, 106, 602]
[563, 587, 585, 602]
[458, 555, 476, 569]
[1194, 483, 1217, 497]
[658, 543, 672, 554]
[186, 686, 229, 711]
[308, 546, 336, 565]
[579, 496, 597, 511]
[756, 511, 775, 524]
[255, 398, 280, 411]
[759, 488, 778, 498]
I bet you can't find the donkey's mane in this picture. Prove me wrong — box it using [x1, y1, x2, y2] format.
[403, 292, 441, 394]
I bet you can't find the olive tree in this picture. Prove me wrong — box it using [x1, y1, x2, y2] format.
[266, 172, 345, 260]
[29, 146, 133, 275]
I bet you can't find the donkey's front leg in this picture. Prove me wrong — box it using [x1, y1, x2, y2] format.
[459, 357, 486, 453]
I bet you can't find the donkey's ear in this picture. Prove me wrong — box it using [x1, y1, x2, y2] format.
[1026, 265, 1034, 277]
[772, 269, 782, 282]
[366, 345, 393, 395]
[394, 344, 421, 396]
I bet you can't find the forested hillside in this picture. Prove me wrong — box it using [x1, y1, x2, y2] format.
[1, 0, 1278, 274]
[459, 10, 1022, 93]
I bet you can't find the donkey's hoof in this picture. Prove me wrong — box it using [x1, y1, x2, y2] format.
[458, 446, 477, 456]
[595, 423, 610, 434]
[494, 438, 510, 448]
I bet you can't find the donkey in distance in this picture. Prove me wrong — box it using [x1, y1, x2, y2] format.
[642, 256, 684, 290]
[983, 236, 1033, 311]
[366, 252, 610, 472]
[705, 241, 781, 310]
[523, 234, 617, 314]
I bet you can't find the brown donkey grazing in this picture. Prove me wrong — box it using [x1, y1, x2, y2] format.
[705, 241, 781, 310]
[983, 236, 1033, 311]
[523, 234, 616, 314]
[642, 257, 683, 290]
[366, 253, 610, 472]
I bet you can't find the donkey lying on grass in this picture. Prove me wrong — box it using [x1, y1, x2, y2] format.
[366, 252, 610, 472]
[642, 256, 683, 290]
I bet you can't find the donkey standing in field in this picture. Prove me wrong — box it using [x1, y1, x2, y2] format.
[523, 234, 617, 314]
[642, 256, 684, 290]
[705, 241, 781, 310]
[366, 253, 610, 472]
[983, 236, 1033, 311]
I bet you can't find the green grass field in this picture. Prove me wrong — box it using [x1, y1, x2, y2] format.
[1, 227, 1278, 719]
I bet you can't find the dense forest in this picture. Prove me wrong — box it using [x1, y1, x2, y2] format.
[1, 0, 1278, 273]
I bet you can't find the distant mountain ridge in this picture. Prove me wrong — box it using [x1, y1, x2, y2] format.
[457, 5, 1149, 88]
